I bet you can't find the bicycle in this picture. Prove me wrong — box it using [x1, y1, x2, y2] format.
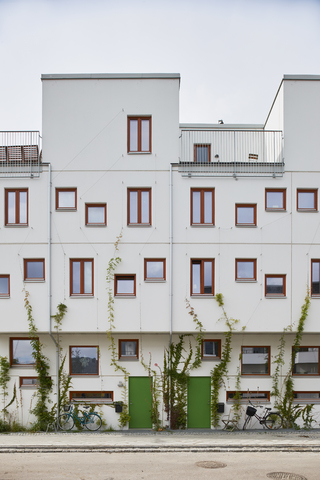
[58, 404, 102, 431]
[243, 400, 283, 430]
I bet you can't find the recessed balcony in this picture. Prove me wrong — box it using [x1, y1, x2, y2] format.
[0, 131, 41, 178]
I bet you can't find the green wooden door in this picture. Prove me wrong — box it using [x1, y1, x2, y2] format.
[187, 376, 211, 428]
[129, 377, 152, 428]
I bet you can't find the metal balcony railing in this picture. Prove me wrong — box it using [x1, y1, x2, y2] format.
[179, 129, 284, 177]
[0, 131, 41, 178]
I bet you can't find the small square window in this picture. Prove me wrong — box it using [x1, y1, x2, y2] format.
[194, 144, 211, 163]
[201, 340, 221, 359]
[10, 338, 36, 366]
[70, 346, 99, 375]
[191, 188, 214, 225]
[265, 274, 286, 297]
[5, 189, 28, 225]
[191, 259, 214, 296]
[235, 259, 257, 281]
[56, 188, 77, 210]
[119, 340, 139, 360]
[128, 116, 151, 153]
[127, 188, 151, 225]
[144, 259, 166, 281]
[235, 204, 257, 226]
[0, 275, 10, 296]
[85, 204, 107, 225]
[292, 347, 319, 375]
[311, 260, 320, 296]
[241, 346, 270, 375]
[70, 259, 94, 296]
[24, 259, 45, 281]
[115, 274, 136, 296]
[265, 189, 286, 211]
[297, 189, 317, 211]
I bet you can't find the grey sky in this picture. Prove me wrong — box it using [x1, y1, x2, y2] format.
[1, 0, 320, 131]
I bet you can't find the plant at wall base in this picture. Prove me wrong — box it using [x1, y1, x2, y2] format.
[140, 353, 161, 430]
[231, 355, 242, 426]
[0, 356, 10, 421]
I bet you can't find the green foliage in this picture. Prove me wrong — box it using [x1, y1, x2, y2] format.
[0, 356, 10, 419]
[140, 353, 161, 430]
[231, 356, 242, 425]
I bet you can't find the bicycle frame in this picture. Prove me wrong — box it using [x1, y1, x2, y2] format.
[64, 405, 92, 425]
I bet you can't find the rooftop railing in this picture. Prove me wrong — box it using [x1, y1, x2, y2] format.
[0, 131, 41, 178]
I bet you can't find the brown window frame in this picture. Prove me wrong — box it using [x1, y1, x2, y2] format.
[70, 391, 113, 404]
[85, 203, 107, 226]
[114, 274, 136, 297]
[10, 337, 37, 366]
[265, 274, 286, 297]
[190, 259, 214, 296]
[292, 346, 320, 376]
[227, 391, 270, 403]
[293, 391, 320, 403]
[193, 144, 211, 163]
[70, 259, 94, 297]
[19, 376, 51, 388]
[5, 188, 28, 226]
[311, 259, 320, 297]
[144, 259, 166, 281]
[56, 188, 77, 211]
[265, 188, 286, 211]
[201, 339, 221, 359]
[127, 188, 151, 225]
[119, 339, 139, 360]
[0, 274, 10, 297]
[69, 346, 99, 376]
[297, 188, 318, 211]
[24, 259, 45, 281]
[241, 346, 270, 376]
[235, 204, 257, 226]
[127, 116, 152, 153]
[190, 188, 215, 226]
[235, 259, 257, 281]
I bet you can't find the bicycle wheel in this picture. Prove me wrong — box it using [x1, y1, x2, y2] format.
[84, 413, 102, 431]
[265, 412, 283, 430]
[58, 413, 74, 431]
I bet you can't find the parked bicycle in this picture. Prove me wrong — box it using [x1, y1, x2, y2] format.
[243, 400, 283, 430]
[58, 404, 102, 431]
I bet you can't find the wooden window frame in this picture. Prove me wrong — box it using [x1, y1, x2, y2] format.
[311, 259, 320, 297]
[193, 144, 211, 163]
[190, 259, 214, 296]
[70, 391, 113, 404]
[241, 346, 270, 376]
[227, 391, 270, 403]
[19, 376, 51, 388]
[190, 188, 215, 226]
[127, 188, 152, 225]
[114, 274, 136, 297]
[24, 259, 45, 281]
[56, 188, 77, 211]
[297, 188, 318, 211]
[0, 274, 10, 297]
[69, 346, 99, 376]
[144, 258, 166, 281]
[201, 339, 221, 359]
[119, 339, 139, 360]
[127, 116, 152, 153]
[235, 204, 257, 226]
[293, 391, 320, 403]
[70, 259, 94, 296]
[265, 274, 286, 297]
[5, 188, 28, 226]
[265, 188, 286, 211]
[85, 203, 107, 226]
[292, 346, 320, 376]
[10, 337, 36, 366]
[235, 259, 257, 281]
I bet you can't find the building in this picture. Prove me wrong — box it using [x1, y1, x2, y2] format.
[1, 73, 320, 429]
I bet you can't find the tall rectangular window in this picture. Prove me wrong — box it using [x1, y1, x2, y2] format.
[235, 204, 257, 226]
[265, 189, 286, 211]
[311, 260, 320, 296]
[297, 189, 317, 211]
[5, 189, 28, 225]
[128, 116, 151, 153]
[265, 274, 286, 297]
[0, 275, 10, 296]
[56, 188, 77, 210]
[144, 259, 166, 281]
[127, 188, 151, 225]
[24, 259, 45, 281]
[235, 259, 257, 281]
[191, 188, 214, 225]
[241, 346, 270, 375]
[85, 204, 107, 225]
[191, 259, 214, 296]
[70, 346, 99, 375]
[70, 259, 93, 296]
[292, 347, 319, 375]
[10, 338, 36, 366]
[194, 144, 211, 163]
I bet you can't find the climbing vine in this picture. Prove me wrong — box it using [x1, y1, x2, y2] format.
[52, 303, 71, 412]
[0, 356, 10, 420]
[140, 353, 162, 430]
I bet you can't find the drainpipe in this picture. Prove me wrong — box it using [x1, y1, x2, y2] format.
[169, 163, 173, 428]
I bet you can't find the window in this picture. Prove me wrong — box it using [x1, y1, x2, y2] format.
[201, 340, 221, 359]
[292, 347, 319, 375]
[194, 144, 211, 163]
[265, 189, 286, 211]
[297, 189, 317, 211]
[10, 338, 35, 366]
[56, 188, 77, 210]
[70, 346, 99, 375]
[191, 188, 214, 225]
[235, 204, 257, 226]
[241, 346, 270, 375]
[119, 340, 139, 360]
[127, 188, 151, 225]
[85, 203, 107, 226]
[265, 274, 286, 297]
[24, 259, 45, 281]
[293, 392, 320, 403]
[227, 391, 270, 403]
[128, 116, 151, 153]
[70, 259, 93, 296]
[191, 259, 214, 296]
[311, 260, 320, 296]
[20, 377, 51, 388]
[0, 275, 10, 297]
[114, 274, 136, 296]
[144, 259, 166, 281]
[70, 391, 113, 404]
[235, 259, 257, 281]
[5, 189, 28, 225]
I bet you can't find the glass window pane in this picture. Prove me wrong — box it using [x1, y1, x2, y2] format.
[72, 262, 81, 294]
[204, 341, 218, 356]
[204, 191, 212, 223]
[19, 191, 27, 223]
[87, 206, 105, 224]
[117, 279, 134, 294]
[141, 191, 149, 223]
[242, 347, 269, 374]
[59, 191, 75, 208]
[84, 262, 92, 294]
[12, 339, 34, 365]
[237, 207, 254, 224]
[237, 261, 254, 279]
[141, 119, 150, 151]
[267, 191, 283, 209]
[130, 120, 138, 151]
[192, 263, 201, 294]
[71, 347, 98, 374]
[203, 261, 212, 294]
[266, 277, 283, 294]
[129, 191, 138, 223]
[312, 262, 320, 294]
[146, 261, 163, 279]
[27, 261, 43, 279]
[192, 191, 201, 223]
[293, 347, 319, 375]
[298, 192, 315, 209]
[8, 191, 15, 223]
[0, 277, 9, 294]
[121, 341, 137, 356]
[196, 146, 209, 163]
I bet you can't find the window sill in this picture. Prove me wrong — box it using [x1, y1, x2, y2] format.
[235, 225, 257, 228]
[70, 374, 99, 377]
[5, 224, 28, 227]
[70, 295, 94, 299]
[56, 208, 77, 212]
[202, 357, 221, 361]
[235, 280, 257, 283]
[265, 209, 286, 212]
[190, 224, 215, 228]
[144, 279, 166, 283]
[10, 365, 35, 368]
[119, 357, 139, 361]
[115, 295, 136, 299]
[85, 224, 107, 227]
[127, 224, 152, 227]
[191, 295, 215, 299]
[20, 385, 37, 389]
[24, 279, 45, 283]
[297, 209, 318, 213]
[265, 296, 287, 299]
[127, 152, 152, 155]
[0, 295, 10, 299]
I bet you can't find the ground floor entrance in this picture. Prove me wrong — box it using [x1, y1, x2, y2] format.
[128, 376, 152, 428]
[187, 376, 211, 428]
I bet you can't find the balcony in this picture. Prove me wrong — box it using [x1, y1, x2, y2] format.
[0, 131, 41, 178]
[179, 129, 284, 177]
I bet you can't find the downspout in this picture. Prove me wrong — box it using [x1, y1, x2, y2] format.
[169, 163, 173, 428]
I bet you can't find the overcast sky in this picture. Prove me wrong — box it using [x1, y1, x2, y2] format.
[1, 0, 320, 131]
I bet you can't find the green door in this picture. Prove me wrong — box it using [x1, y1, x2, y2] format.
[129, 377, 152, 428]
[187, 377, 211, 428]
